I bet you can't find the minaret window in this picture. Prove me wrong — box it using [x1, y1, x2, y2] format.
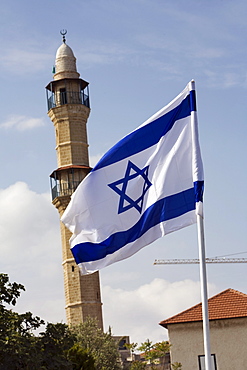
[60, 88, 67, 105]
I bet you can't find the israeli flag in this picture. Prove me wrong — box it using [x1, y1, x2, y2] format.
[61, 81, 204, 274]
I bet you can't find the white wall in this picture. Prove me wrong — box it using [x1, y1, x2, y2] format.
[167, 317, 247, 369]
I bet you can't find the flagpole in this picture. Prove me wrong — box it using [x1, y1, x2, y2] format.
[190, 80, 212, 370]
[197, 213, 212, 370]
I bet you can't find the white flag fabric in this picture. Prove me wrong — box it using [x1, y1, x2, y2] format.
[61, 80, 204, 274]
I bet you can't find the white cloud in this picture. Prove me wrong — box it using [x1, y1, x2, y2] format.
[203, 69, 247, 89]
[77, 42, 134, 67]
[0, 182, 65, 323]
[0, 48, 51, 74]
[89, 153, 104, 167]
[101, 270, 141, 286]
[102, 278, 217, 344]
[0, 114, 45, 131]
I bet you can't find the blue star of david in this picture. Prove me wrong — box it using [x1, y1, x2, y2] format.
[108, 160, 152, 214]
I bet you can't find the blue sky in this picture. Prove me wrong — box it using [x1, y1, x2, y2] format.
[0, 0, 247, 344]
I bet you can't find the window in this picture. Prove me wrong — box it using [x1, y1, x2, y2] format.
[118, 339, 127, 351]
[198, 354, 217, 370]
[60, 88, 67, 105]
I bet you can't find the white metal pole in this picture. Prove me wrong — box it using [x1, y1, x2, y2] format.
[189, 80, 212, 370]
[197, 213, 212, 370]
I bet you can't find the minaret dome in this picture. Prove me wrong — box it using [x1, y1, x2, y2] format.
[54, 42, 80, 80]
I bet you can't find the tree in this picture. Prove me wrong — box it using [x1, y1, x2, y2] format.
[71, 317, 121, 370]
[124, 341, 138, 356]
[171, 362, 182, 370]
[67, 343, 95, 370]
[0, 273, 45, 369]
[38, 323, 75, 369]
[137, 339, 171, 368]
[127, 339, 172, 370]
[130, 361, 146, 370]
[0, 273, 25, 306]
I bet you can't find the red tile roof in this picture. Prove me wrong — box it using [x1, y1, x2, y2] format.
[159, 289, 247, 328]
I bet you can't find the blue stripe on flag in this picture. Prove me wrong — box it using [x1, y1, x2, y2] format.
[190, 90, 197, 112]
[71, 186, 196, 264]
[93, 95, 191, 171]
[194, 180, 204, 202]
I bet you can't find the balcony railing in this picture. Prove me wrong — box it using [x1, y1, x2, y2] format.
[51, 180, 81, 200]
[47, 90, 90, 110]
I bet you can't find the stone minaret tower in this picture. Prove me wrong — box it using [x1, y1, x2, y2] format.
[46, 33, 103, 329]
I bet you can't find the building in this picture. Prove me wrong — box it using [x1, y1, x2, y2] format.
[159, 288, 247, 369]
[45, 32, 103, 329]
[113, 336, 132, 367]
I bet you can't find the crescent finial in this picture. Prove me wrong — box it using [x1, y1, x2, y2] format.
[60, 29, 67, 43]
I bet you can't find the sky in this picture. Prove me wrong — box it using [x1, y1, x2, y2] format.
[0, 0, 247, 345]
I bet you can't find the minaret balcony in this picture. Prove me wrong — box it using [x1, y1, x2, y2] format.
[50, 165, 91, 200]
[46, 78, 90, 111]
[47, 90, 90, 110]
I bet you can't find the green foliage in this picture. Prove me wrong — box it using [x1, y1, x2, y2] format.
[130, 361, 146, 370]
[67, 343, 95, 370]
[38, 323, 75, 369]
[0, 274, 45, 369]
[0, 274, 76, 369]
[171, 362, 182, 370]
[71, 317, 121, 370]
[127, 339, 171, 370]
[0, 273, 25, 307]
[124, 341, 138, 354]
[137, 339, 171, 365]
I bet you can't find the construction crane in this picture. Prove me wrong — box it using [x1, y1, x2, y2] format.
[154, 257, 247, 265]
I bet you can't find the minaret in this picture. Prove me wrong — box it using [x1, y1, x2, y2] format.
[46, 32, 103, 329]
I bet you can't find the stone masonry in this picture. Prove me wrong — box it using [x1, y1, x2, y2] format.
[46, 37, 103, 329]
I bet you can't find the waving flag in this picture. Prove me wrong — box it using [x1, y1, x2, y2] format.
[61, 81, 204, 274]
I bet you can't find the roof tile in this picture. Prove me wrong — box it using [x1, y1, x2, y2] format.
[160, 289, 247, 328]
